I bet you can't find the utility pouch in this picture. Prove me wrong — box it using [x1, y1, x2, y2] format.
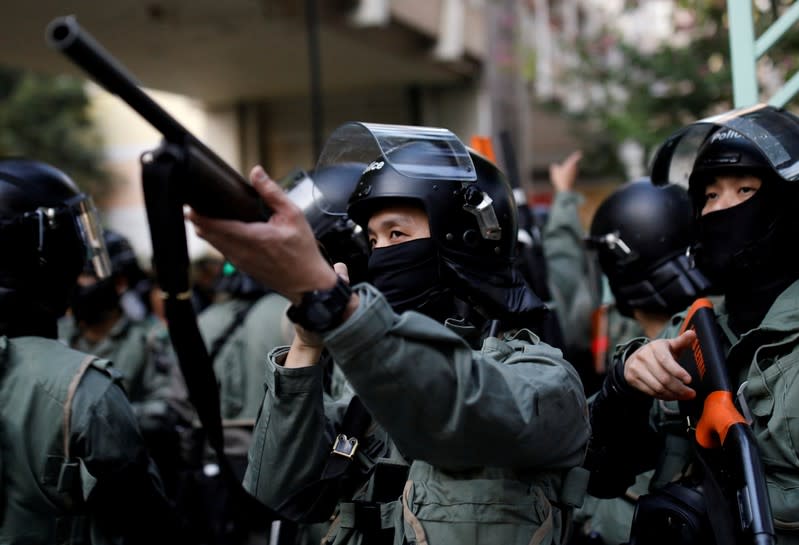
[338, 500, 396, 545]
[561, 466, 590, 508]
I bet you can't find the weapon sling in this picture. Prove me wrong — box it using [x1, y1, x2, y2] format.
[141, 145, 280, 527]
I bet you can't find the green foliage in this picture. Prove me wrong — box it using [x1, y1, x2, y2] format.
[0, 66, 113, 200]
[541, 3, 733, 179]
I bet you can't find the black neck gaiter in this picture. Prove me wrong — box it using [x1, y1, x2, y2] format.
[367, 238, 454, 321]
[698, 183, 799, 335]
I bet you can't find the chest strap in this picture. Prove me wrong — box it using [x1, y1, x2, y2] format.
[277, 395, 375, 519]
[63, 355, 97, 457]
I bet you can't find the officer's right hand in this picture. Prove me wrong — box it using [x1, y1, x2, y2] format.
[623, 330, 697, 401]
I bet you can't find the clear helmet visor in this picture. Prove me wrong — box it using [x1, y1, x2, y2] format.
[64, 194, 111, 278]
[313, 121, 476, 215]
[651, 103, 799, 186]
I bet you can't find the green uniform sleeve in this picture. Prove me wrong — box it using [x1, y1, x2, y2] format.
[243, 348, 331, 506]
[544, 190, 588, 309]
[243, 348, 388, 520]
[543, 191, 601, 360]
[322, 283, 590, 471]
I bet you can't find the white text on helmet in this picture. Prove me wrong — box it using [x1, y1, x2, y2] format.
[363, 161, 385, 174]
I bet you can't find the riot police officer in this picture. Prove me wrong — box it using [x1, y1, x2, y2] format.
[189, 123, 590, 545]
[573, 179, 711, 544]
[60, 228, 194, 498]
[587, 179, 711, 338]
[0, 158, 180, 544]
[587, 105, 799, 545]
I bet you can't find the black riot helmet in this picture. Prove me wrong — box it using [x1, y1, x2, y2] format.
[587, 179, 710, 318]
[687, 127, 777, 205]
[282, 163, 369, 284]
[320, 122, 545, 327]
[71, 228, 147, 325]
[650, 104, 799, 186]
[650, 104, 799, 333]
[103, 228, 140, 277]
[0, 158, 110, 336]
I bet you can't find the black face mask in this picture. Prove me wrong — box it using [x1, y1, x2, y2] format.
[367, 238, 452, 319]
[697, 186, 776, 292]
[70, 277, 120, 325]
[697, 182, 799, 334]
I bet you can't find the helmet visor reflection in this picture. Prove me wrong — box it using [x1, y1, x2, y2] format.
[64, 194, 111, 279]
[651, 103, 799, 187]
[280, 169, 341, 233]
[314, 122, 476, 216]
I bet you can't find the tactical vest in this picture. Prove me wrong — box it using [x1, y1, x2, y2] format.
[322, 328, 590, 545]
[0, 335, 118, 544]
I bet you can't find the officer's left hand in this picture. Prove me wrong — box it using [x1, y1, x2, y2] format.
[187, 165, 339, 305]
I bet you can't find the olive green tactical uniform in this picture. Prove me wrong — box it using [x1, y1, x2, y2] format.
[544, 191, 595, 332]
[61, 315, 192, 432]
[0, 335, 176, 544]
[198, 292, 291, 457]
[543, 190, 603, 395]
[597, 279, 799, 545]
[244, 283, 590, 545]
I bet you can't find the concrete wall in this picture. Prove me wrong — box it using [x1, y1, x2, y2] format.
[256, 81, 486, 178]
[89, 84, 222, 266]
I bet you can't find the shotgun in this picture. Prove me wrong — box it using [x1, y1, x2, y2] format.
[677, 298, 775, 545]
[46, 15, 270, 222]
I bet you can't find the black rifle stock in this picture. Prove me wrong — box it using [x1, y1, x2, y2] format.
[678, 298, 775, 545]
[46, 15, 270, 222]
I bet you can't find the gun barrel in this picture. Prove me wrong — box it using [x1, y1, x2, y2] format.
[47, 15, 269, 222]
[725, 425, 776, 545]
[46, 15, 187, 143]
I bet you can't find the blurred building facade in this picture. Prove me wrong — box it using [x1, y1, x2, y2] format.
[0, 0, 609, 262]
[71, 0, 583, 263]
